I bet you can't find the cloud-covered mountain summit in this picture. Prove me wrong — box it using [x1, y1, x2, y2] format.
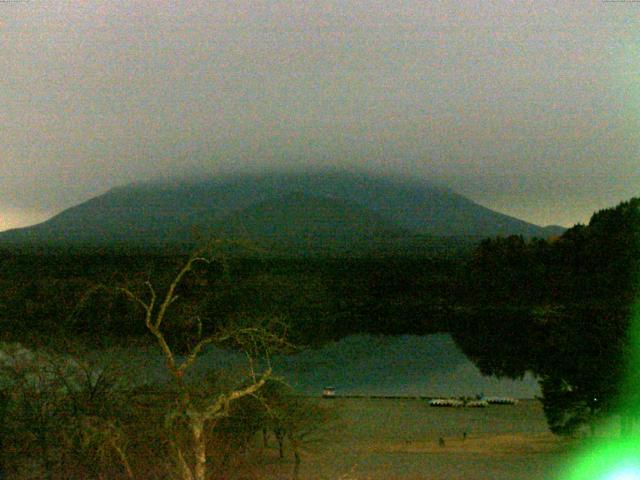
[0, 171, 564, 253]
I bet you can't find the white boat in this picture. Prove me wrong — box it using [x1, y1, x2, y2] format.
[322, 386, 336, 398]
[484, 397, 518, 405]
[428, 398, 464, 407]
[465, 400, 489, 408]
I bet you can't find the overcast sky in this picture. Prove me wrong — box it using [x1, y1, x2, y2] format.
[1, 0, 638, 231]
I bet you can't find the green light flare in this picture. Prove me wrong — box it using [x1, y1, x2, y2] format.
[603, 468, 640, 480]
[560, 436, 640, 480]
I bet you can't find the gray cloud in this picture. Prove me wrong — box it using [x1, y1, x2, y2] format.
[1, 0, 638, 230]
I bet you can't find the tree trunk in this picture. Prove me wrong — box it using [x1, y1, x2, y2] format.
[274, 428, 285, 459]
[193, 420, 207, 480]
[37, 430, 53, 480]
[292, 439, 301, 480]
[111, 442, 134, 479]
[176, 446, 194, 480]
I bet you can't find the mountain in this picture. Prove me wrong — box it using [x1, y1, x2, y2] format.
[0, 171, 565, 254]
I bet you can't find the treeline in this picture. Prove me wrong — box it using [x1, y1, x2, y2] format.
[0, 250, 466, 350]
[452, 197, 640, 435]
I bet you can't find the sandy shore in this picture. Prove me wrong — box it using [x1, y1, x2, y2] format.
[259, 398, 578, 480]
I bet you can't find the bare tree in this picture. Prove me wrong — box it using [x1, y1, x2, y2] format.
[259, 382, 336, 479]
[117, 244, 288, 480]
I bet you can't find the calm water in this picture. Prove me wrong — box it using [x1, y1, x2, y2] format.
[89, 334, 541, 398]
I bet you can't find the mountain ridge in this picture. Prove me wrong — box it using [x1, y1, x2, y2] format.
[0, 171, 566, 254]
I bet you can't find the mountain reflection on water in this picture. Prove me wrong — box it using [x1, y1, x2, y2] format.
[92, 334, 540, 399]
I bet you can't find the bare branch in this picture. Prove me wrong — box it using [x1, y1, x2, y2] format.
[176, 336, 216, 376]
[203, 368, 272, 421]
[195, 316, 203, 339]
[144, 281, 157, 308]
[155, 253, 210, 331]
[149, 326, 178, 376]
[175, 445, 195, 480]
[116, 286, 153, 328]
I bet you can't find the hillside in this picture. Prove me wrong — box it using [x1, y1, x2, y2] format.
[0, 171, 565, 254]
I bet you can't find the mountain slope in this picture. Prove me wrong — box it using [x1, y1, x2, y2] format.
[0, 171, 565, 252]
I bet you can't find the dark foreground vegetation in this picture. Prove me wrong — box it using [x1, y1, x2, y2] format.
[0, 346, 334, 479]
[0, 247, 336, 479]
[0, 197, 637, 476]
